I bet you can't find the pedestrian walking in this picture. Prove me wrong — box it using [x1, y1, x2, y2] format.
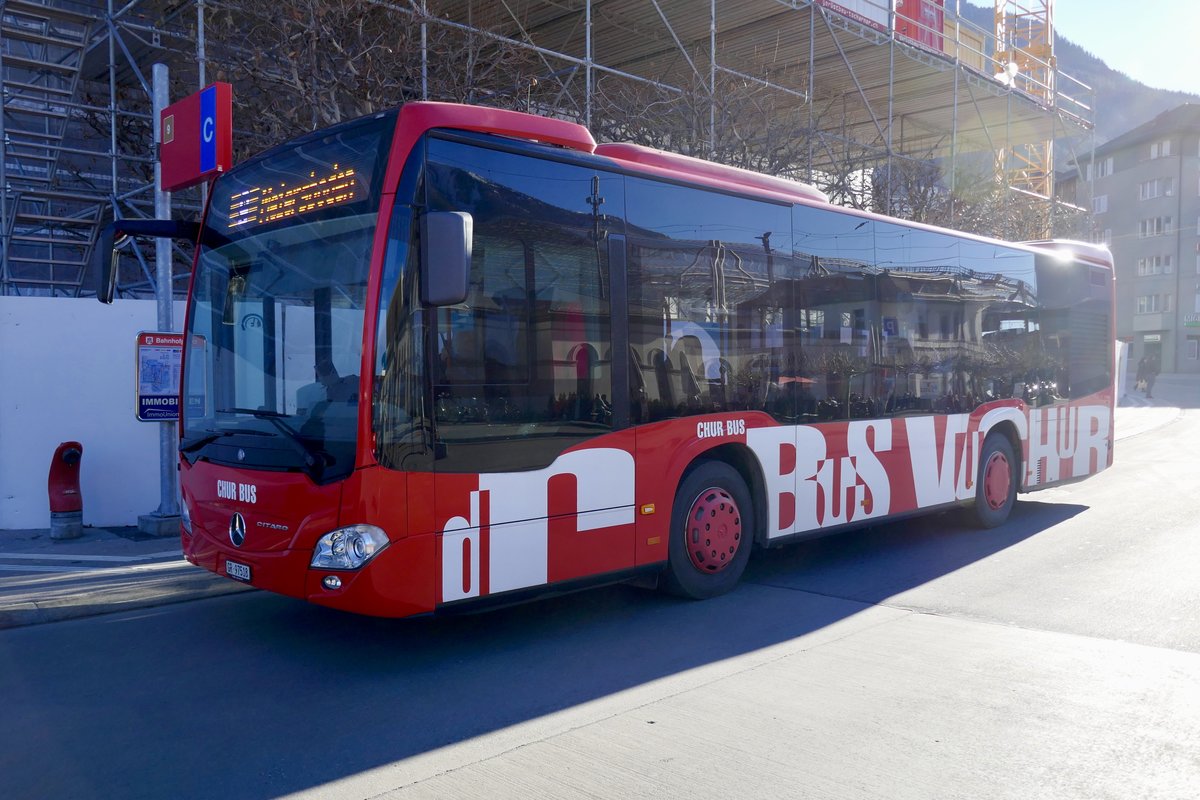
[1144, 353, 1160, 399]
[1135, 354, 1148, 392]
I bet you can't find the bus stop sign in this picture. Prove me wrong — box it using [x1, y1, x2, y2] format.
[160, 83, 233, 192]
[135, 332, 184, 421]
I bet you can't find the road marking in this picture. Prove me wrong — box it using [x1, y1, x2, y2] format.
[0, 551, 182, 563]
[0, 564, 104, 573]
[0, 559, 191, 574]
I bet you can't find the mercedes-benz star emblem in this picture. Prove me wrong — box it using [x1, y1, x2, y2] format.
[229, 512, 246, 547]
[237, 448, 246, 462]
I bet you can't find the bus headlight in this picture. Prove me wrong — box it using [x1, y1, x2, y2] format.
[310, 525, 389, 570]
[181, 498, 193, 536]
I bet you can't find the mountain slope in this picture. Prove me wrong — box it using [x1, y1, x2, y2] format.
[957, 2, 1199, 144]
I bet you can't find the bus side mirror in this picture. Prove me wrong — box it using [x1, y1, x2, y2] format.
[420, 211, 472, 306]
[96, 222, 121, 304]
[94, 219, 201, 303]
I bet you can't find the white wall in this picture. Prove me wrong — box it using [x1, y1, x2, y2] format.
[0, 297, 185, 529]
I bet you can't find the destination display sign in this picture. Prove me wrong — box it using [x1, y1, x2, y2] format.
[228, 166, 361, 229]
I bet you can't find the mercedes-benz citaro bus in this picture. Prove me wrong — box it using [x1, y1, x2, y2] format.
[97, 102, 1115, 618]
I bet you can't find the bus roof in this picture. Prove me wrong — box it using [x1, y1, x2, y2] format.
[1020, 239, 1114, 269]
[594, 142, 829, 205]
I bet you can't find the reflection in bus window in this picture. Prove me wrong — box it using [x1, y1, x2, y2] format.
[626, 177, 793, 422]
[425, 137, 622, 472]
[793, 206, 876, 420]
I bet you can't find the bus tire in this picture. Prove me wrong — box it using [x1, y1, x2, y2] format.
[664, 461, 753, 599]
[972, 432, 1017, 529]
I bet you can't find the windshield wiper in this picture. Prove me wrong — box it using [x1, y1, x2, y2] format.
[216, 407, 326, 472]
[180, 426, 274, 464]
[219, 406, 289, 418]
[180, 429, 228, 453]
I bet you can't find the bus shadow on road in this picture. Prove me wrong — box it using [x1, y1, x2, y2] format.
[742, 499, 1086, 600]
[172, 499, 1087, 797]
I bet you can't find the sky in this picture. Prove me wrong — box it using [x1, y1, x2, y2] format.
[965, 1, 1200, 96]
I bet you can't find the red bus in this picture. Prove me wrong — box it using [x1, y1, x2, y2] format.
[103, 102, 1115, 616]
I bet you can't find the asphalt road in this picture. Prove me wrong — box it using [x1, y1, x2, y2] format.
[2, 397, 1198, 800]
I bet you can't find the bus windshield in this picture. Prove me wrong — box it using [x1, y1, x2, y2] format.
[181, 111, 396, 482]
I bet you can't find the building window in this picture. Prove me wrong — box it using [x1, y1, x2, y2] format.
[1150, 139, 1172, 159]
[1092, 194, 1108, 214]
[1188, 337, 1199, 361]
[1136, 255, 1173, 276]
[1087, 157, 1114, 180]
[1089, 228, 1111, 246]
[1138, 177, 1175, 200]
[1139, 216, 1173, 237]
[1137, 294, 1173, 314]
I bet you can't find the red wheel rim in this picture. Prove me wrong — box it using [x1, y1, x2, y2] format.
[685, 487, 742, 573]
[983, 451, 1011, 511]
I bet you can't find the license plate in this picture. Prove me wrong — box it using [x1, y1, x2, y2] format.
[225, 560, 251, 582]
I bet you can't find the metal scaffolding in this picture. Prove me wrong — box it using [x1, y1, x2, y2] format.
[994, 0, 1055, 200]
[1, 0, 1094, 298]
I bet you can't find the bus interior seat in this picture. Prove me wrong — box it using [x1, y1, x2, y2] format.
[650, 348, 674, 407]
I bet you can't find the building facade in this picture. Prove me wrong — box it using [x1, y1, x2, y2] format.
[1075, 104, 1200, 374]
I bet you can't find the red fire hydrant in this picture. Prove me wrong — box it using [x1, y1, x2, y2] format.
[49, 441, 84, 540]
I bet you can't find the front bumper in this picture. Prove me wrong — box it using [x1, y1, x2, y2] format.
[183, 528, 438, 618]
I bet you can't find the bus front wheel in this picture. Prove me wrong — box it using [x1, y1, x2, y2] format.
[972, 432, 1018, 529]
[664, 461, 753, 599]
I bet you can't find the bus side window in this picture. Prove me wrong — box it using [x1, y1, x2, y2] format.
[626, 178, 792, 423]
[792, 206, 876, 420]
[424, 137, 625, 472]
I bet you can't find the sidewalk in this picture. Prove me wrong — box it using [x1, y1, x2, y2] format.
[0, 526, 252, 629]
[1114, 372, 1195, 440]
[2, 375, 1195, 630]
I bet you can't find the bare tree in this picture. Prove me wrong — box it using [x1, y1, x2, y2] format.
[201, 0, 546, 158]
[590, 68, 815, 178]
[101, 0, 1065, 247]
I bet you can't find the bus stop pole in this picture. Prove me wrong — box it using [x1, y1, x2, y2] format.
[139, 63, 180, 535]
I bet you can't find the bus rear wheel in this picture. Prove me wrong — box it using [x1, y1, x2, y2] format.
[971, 432, 1017, 529]
[664, 461, 753, 599]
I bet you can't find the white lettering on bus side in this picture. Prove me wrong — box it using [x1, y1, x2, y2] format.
[441, 448, 636, 603]
[748, 405, 1111, 540]
[696, 418, 746, 439]
[905, 414, 977, 507]
[1026, 403, 1111, 484]
[846, 419, 892, 522]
